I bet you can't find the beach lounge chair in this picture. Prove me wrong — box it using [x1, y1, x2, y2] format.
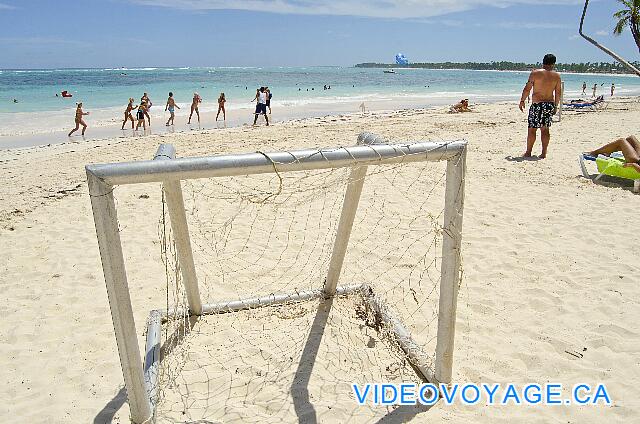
[579, 153, 640, 193]
[564, 95, 607, 112]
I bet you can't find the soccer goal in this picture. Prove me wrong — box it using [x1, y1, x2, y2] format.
[86, 133, 467, 423]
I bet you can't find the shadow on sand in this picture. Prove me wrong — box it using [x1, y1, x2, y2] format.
[290, 298, 433, 424]
[505, 155, 543, 162]
[93, 315, 199, 423]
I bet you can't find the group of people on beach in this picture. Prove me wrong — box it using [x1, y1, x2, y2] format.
[163, 91, 227, 126]
[121, 93, 153, 131]
[581, 82, 615, 97]
[68, 91, 228, 137]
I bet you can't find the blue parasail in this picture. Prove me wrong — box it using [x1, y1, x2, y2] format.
[395, 53, 409, 66]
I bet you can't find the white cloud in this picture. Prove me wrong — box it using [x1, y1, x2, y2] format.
[494, 21, 572, 29]
[129, 0, 581, 19]
[568, 34, 580, 40]
[0, 3, 16, 10]
[595, 30, 608, 36]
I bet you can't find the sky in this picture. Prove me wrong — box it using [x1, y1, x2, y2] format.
[0, 0, 638, 68]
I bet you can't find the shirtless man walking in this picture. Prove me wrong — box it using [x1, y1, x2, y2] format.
[165, 92, 179, 126]
[519, 53, 562, 159]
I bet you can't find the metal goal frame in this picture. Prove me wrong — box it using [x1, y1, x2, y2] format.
[85, 132, 467, 423]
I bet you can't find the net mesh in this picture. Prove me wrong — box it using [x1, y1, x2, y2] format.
[152, 150, 457, 423]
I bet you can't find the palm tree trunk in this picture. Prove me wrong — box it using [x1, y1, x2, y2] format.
[579, 0, 640, 77]
[631, 15, 640, 53]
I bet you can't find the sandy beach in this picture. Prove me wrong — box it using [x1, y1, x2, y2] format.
[2, 98, 639, 423]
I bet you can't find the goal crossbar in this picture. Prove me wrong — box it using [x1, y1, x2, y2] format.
[85, 133, 467, 424]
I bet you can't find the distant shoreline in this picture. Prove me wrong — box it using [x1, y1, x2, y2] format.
[355, 62, 640, 75]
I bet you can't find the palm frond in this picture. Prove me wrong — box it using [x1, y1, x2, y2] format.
[614, 17, 629, 35]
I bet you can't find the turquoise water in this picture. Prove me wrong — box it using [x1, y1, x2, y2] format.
[0, 66, 638, 148]
[2, 66, 639, 114]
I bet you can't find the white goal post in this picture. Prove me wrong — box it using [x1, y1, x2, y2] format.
[85, 133, 467, 423]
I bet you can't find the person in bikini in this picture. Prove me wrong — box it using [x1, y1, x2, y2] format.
[141, 92, 152, 126]
[449, 99, 471, 113]
[68, 102, 89, 136]
[122, 98, 136, 130]
[588, 135, 640, 172]
[519, 53, 562, 159]
[188, 92, 202, 124]
[165, 92, 179, 126]
[216, 92, 226, 121]
[135, 102, 148, 131]
[265, 86, 272, 114]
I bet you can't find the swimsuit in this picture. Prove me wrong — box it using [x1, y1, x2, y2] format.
[528, 102, 555, 128]
[137, 109, 145, 120]
[168, 105, 175, 113]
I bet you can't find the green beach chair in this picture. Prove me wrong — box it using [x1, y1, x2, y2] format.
[579, 153, 640, 193]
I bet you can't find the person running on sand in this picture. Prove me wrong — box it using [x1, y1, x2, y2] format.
[122, 98, 136, 129]
[588, 135, 640, 172]
[519, 53, 562, 159]
[188, 92, 202, 124]
[135, 102, 148, 131]
[216, 92, 226, 121]
[165, 92, 179, 126]
[68, 102, 89, 136]
[141, 92, 152, 126]
[252, 87, 269, 126]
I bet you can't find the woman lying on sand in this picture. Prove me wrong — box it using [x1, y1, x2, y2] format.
[589, 135, 640, 172]
[449, 99, 471, 113]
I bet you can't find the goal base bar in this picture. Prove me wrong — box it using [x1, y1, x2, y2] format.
[143, 283, 437, 413]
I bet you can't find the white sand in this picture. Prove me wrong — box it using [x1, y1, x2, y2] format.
[1, 98, 639, 423]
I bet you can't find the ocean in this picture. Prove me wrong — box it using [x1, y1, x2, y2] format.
[1, 66, 639, 148]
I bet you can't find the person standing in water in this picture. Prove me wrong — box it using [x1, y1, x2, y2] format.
[592, 83, 598, 98]
[135, 102, 148, 131]
[188, 92, 202, 124]
[165, 92, 179, 126]
[611, 83, 615, 97]
[141, 92, 152, 126]
[252, 87, 269, 126]
[122, 98, 136, 130]
[216, 92, 226, 121]
[581, 82, 587, 96]
[518, 53, 562, 159]
[68, 102, 89, 136]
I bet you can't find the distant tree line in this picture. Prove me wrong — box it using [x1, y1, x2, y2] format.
[355, 61, 640, 74]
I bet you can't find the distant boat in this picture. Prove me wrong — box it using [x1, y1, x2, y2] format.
[384, 69, 396, 74]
